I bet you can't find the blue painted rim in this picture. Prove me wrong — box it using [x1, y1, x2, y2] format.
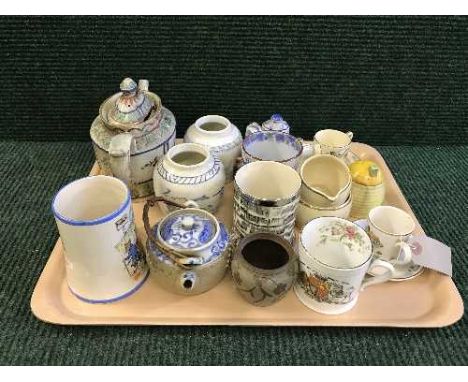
[68, 270, 149, 304]
[52, 176, 131, 226]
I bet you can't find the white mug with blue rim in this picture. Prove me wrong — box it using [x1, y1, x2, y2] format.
[52, 175, 148, 303]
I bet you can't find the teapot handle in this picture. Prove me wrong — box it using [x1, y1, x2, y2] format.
[143, 197, 199, 268]
[109, 133, 134, 188]
[245, 122, 262, 137]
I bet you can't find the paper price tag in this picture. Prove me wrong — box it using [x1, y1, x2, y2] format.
[409, 235, 452, 277]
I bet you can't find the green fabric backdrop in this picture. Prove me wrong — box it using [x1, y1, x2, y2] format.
[1, 16, 467, 144]
[0, 16, 466, 365]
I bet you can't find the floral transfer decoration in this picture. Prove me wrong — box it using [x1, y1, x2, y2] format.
[298, 269, 355, 304]
[318, 221, 370, 254]
[366, 227, 384, 258]
[232, 269, 290, 305]
[160, 214, 216, 249]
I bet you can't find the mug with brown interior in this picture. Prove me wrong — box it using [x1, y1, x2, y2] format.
[231, 233, 298, 307]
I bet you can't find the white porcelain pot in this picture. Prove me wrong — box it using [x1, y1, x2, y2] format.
[153, 143, 225, 213]
[184, 115, 242, 182]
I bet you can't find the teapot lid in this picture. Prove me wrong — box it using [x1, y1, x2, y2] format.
[262, 113, 290, 132]
[99, 77, 158, 131]
[158, 208, 219, 251]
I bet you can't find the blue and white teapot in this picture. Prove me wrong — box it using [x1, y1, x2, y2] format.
[143, 198, 230, 295]
[245, 113, 291, 136]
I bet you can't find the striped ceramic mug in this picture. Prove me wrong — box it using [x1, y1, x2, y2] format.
[233, 161, 301, 243]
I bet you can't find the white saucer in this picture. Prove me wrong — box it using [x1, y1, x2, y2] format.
[353, 219, 424, 281]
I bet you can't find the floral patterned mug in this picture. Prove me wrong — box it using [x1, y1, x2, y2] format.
[294, 216, 396, 315]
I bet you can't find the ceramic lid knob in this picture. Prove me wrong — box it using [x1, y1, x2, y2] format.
[181, 216, 195, 230]
[110, 77, 153, 125]
[120, 78, 138, 94]
[368, 165, 380, 178]
[349, 160, 383, 186]
[263, 113, 290, 132]
[158, 209, 218, 251]
[271, 113, 284, 121]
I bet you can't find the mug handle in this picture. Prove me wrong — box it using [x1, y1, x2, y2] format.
[109, 132, 134, 187]
[394, 239, 413, 265]
[245, 122, 262, 137]
[297, 138, 315, 169]
[312, 140, 321, 155]
[361, 259, 395, 290]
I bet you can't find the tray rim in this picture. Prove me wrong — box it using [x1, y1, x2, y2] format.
[31, 142, 464, 327]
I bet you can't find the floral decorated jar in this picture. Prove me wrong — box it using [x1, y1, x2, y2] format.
[90, 78, 176, 199]
[153, 143, 226, 213]
[143, 198, 230, 295]
[184, 115, 242, 182]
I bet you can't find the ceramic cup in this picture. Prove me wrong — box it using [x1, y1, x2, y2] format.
[52, 175, 148, 303]
[294, 217, 396, 315]
[242, 131, 313, 170]
[233, 161, 302, 243]
[313, 129, 353, 158]
[367, 205, 415, 265]
[300, 154, 352, 207]
[231, 233, 298, 307]
[296, 194, 352, 229]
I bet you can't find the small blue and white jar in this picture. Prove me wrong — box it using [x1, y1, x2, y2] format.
[153, 143, 225, 213]
[144, 200, 231, 295]
[245, 114, 290, 136]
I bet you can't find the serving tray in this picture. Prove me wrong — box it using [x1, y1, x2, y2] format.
[31, 143, 464, 327]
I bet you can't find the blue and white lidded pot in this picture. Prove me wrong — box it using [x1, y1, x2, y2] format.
[143, 198, 231, 295]
[245, 113, 291, 136]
